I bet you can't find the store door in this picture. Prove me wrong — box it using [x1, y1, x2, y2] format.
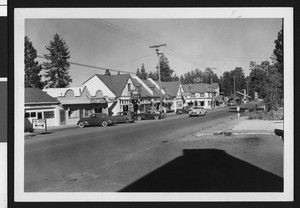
[37, 112, 42, 119]
[60, 109, 66, 125]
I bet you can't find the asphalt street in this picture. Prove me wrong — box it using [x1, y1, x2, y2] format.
[25, 109, 235, 191]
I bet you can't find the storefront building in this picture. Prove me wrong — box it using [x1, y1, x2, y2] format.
[25, 88, 61, 129]
[83, 74, 141, 116]
[44, 86, 109, 125]
[158, 81, 184, 112]
[182, 83, 218, 109]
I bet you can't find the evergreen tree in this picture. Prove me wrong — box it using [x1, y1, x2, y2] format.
[157, 53, 174, 81]
[230, 67, 246, 93]
[222, 71, 233, 96]
[24, 36, 44, 89]
[136, 68, 141, 78]
[272, 25, 284, 100]
[43, 33, 72, 88]
[265, 66, 281, 110]
[140, 63, 148, 79]
[148, 71, 158, 80]
[248, 61, 268, 98]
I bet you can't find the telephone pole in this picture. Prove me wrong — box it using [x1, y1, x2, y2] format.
[149, 43, 166, 111]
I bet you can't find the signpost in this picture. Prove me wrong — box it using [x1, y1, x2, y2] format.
[237, 106, 240, 118]
[32, 119, 47, 133]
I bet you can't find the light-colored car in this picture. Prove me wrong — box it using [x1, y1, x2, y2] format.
[189, 106, 207, 117]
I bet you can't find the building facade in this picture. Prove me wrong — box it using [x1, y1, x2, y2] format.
[83, 74, 140, 116]
[44, 86, 109, 125]
[182, 83, 219, 109]
[25, 88, 61, 129]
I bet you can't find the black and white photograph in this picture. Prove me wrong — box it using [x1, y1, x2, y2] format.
[14, 8, 293, 202]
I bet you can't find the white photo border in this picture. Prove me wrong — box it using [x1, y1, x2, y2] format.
[14, 7, 294, 202]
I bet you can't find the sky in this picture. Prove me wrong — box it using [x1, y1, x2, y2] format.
[25, 18, 282, 87]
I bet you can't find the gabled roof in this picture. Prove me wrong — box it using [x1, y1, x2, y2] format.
[25, 88, 59, 104]
[95, 74, 130, 97]
[182, 83, 215, 93]
[131, 78, 152, 98]
[211, 83, 219, 89]
[141, 79, 163, 97]
[155, 81, 181, 97]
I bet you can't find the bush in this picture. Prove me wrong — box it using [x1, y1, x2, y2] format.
[248, 109, 283, 120]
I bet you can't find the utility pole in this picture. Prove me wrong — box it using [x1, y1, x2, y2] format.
[149, 43, 166, 111]
[233, 76, 236, 96]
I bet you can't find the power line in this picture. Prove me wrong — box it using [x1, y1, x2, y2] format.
[82, 19, 150, 48]
[36, 55, 136, 75]
[96, 19, 159, 44]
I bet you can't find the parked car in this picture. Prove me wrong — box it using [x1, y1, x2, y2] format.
[136, 110, 165, 121]
[176, 106, 193, 114]
[112, 111, 135, 124]
[227, 101, 236, 106]
[77, 113, 116, 128]
[189, 106, 207, 117]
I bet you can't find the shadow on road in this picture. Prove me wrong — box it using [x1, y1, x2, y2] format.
[119, 149, 283, 192]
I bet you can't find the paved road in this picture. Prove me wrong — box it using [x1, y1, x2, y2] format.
[25, 109, 234, 191]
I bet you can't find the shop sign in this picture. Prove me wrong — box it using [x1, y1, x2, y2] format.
[90, 98, 107, 104]
[32, 119, 47, 132]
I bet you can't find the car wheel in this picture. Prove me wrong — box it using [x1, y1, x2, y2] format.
[125, 118, 130, 123]
[78, 122, 85, 128]
[154, 115, 159, 120]
[137, 116, 142, 121]
[102, 121, 108, 127]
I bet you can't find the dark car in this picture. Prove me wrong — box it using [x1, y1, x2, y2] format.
[176, 106, 193, 114]
[112, 111, 135, 124]
[136, 110, 165, 121]
[77, 113, 115, 128]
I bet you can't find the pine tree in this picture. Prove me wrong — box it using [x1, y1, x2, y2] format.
[158, 53, 174, 82]
[140, 63, 148, 79]
[24, 36, 44, 89]
[43, 33, 72, 88]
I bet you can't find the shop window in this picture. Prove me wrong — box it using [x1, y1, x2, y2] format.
[123, 105, 129, 112]
[25, 112, 37, 118]
[44, 111, 55, 119]
[85, 109, 94, 117]
[200, 101, 205, 106]
[69, 109, 79, 118]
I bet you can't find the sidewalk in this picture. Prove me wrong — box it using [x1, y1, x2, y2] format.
[232, 117, 284, 133]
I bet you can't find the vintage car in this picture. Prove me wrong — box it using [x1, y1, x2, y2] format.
[189, 106, 207, 117]
[77, 113, 116, 128]
[135, 110, 166, 121]
[176, 106, 193, 114]
[112, 111, 135, 123]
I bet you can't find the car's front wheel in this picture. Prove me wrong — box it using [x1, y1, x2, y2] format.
[78, 122, 85, 128]
[137, 116, 142, 121]
[125, 118, 130, 123]
[154, 115, 159, 120]
[102, 121, 108, 127]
